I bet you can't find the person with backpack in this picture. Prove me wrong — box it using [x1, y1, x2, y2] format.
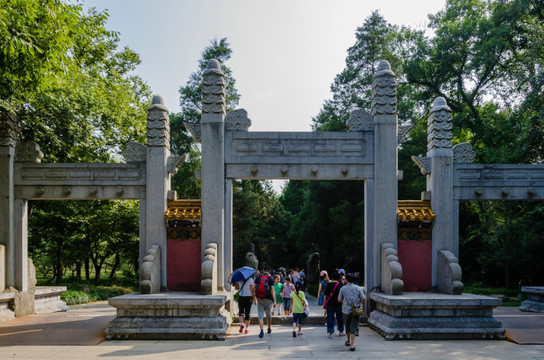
[289, 280, 307, 337]
[254, 264, 276, 338]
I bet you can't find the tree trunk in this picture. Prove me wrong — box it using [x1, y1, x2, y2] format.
[55, 239, 64, 285]
[85, 258, 90, 281]
[109, 253, 120, 279]
[76, 262, 81, 280]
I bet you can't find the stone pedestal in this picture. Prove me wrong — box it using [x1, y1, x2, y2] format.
[368, 292, 504, 340]
[34, 286, 68, 314]
[0, 292, 15, 323]
[106, 292, 231, 340]
[520, 286, 544, 313]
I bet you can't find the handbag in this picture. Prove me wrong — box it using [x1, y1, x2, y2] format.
[294, 292, 309, 318]
[323, 281, 340, 309]
[350, 302, 364, 316]
[234, 278, 248, 302]
[303, 299, 309, 318]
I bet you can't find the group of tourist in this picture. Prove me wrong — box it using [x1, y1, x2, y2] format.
[234, 265, 365, 351]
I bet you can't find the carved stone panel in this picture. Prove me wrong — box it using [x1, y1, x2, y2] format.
[411, 155, 431, 175]
[225, 109, 251, 131]
[226, 131, 372, 165]
[123, 142, 147, 163]
[16, 141, 44, 163]
[184, 122, 201, 143]
[346, 109, 372, 132]
[452, 142, 476, 164]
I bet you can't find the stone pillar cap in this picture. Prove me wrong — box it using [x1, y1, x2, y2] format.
[430, 97, 452, 113]
[148, 95, 168, 112]
[203, 59, 224, 76]
[373, 60, 395, 78]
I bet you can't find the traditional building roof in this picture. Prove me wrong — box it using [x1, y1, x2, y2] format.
[397, 200, 435, 223]
[164, 199, 201, 222]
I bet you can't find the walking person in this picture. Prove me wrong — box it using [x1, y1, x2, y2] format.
[235, 275, 255, 334]
[254, 265, 276, 338]
[317, 270, 329, 306]
[273, 274, 284, 316]
[338, 273, 365, 351]
[323, 271, 345, 337]
[281, 276, 295, 316]
[290, 281, 307, 337]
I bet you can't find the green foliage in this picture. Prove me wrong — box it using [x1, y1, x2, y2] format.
[61, 290, 90, 305]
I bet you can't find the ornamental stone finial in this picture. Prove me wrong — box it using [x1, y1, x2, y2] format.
[0, 106, 20, 147]
[427, 97, 453, 152]
[147, 94, 170, 148]
[202, 59, 226, 115]
[371, 60, 397, 115]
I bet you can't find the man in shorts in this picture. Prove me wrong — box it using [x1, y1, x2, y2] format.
[254, 264, 276, 338]
[338, 273, 365, 351]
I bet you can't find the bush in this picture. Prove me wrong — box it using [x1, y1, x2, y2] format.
[61, 290, 90, 305]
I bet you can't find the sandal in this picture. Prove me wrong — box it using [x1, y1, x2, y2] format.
[345, 340, 350, 346]
[350, 347, 356, 351]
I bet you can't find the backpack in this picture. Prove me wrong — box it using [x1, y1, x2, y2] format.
[255, 275, 271, 298]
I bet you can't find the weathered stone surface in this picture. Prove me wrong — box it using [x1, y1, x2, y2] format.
[453, 142, 476, 164]
[123, 141, 147, 163]
[381, 243, 403, 295]
[106, 292, 231, 340]
[34, 286, 68, 314]
[411, 155, 431, 175]
[438, 250, 463, 294]
[16, 141, 44, 163]
[139, 245, 160, 294]
[346, 109, 372, 132]
[225, 109, 251, 131]
[369, 292, 504, 340]
[0, 292, 15, 324]
[520, 286, 544, 313]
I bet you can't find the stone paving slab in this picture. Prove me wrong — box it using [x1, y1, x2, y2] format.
[0, 299, 544, 359]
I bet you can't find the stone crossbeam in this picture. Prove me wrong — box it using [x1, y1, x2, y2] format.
[225, 131, 374, 180]
[454, 164, 544, 200]
[14, 163, 146, 200]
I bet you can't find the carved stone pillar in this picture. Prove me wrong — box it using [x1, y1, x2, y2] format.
[427, 97, 454, 287]
[0, 108, 20, 290]
[200, 59, 226, 292]
[145, 95, 171, 290]
[370, 60, 399, 293]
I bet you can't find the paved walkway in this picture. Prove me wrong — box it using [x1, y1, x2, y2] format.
[0, 297, 543, 359]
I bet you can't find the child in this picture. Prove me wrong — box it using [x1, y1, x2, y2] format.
[290, 281, 306, 337]
[273, 275, 284, 316]
[281, 277, 295, 316]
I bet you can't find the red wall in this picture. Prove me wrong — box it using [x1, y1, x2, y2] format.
[167, 227, 201, 291]
[397, 229, 432, 292]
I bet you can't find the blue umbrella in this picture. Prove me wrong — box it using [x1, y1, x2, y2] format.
[228, 266, 256, 284]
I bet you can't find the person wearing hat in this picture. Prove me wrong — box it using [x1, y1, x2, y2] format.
[338, 268, 346, 284]
[317, 270, 329, 307]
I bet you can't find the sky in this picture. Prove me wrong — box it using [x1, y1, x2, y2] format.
[83, 0, 446, 133]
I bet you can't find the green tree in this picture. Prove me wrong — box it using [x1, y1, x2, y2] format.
[2, 1, 152, 284]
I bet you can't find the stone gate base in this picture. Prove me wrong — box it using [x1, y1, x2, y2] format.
[105, 292, 231, 340]
[368, 292, 505, 340]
